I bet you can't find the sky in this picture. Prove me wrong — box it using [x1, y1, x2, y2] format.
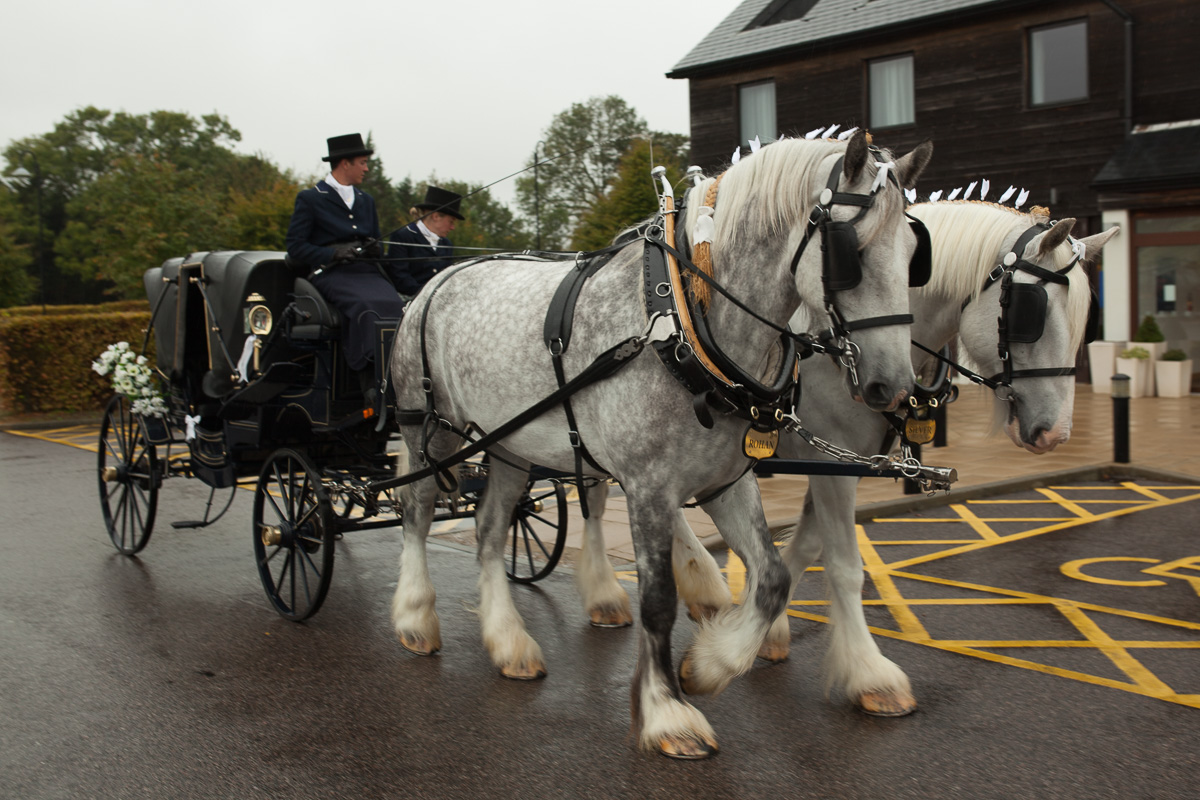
[1, 0, 736, 206]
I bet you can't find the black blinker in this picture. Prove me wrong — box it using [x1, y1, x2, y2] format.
[1006, 283, 1048, 343]
[908, 217, 932, 287]
[1085, 290, 1100, 344]
[822, 221, 862, 292]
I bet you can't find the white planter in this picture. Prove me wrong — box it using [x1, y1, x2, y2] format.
[1088, 341, 1121, 393]
[1155, 359, 1194, 398]
[1115, 357, 1149, 398]
[1126, 341, 1167, 395]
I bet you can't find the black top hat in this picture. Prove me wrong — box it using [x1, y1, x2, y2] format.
[322, 133, 374, 163]
[416, 185, 465, 220]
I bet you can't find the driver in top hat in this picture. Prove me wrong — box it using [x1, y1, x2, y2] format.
[385, 186, 465, 298]
[285, 133, 405, 375]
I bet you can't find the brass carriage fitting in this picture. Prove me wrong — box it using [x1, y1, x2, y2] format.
[260, 524, 283, 547]
[101, 466, 119, 482]
[531, 500, 545, 514]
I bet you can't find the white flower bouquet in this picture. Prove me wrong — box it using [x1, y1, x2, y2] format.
[92, 342, 167, 417]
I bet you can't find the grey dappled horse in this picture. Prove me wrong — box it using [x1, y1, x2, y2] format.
[575, 200, 1117, 718]
[389, 132, 932, 758]
[753, 201, 1120, 715]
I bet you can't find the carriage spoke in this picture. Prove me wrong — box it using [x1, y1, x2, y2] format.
[520, 518, 553, 560]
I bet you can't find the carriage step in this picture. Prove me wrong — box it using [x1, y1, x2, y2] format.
[170, 519, 209, 529]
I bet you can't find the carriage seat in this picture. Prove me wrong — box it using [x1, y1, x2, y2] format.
[290, 277, 341, 340]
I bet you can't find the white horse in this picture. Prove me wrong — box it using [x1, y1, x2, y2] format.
[389, 132, 932, 758]
[757, 200, 1119, 715]
[569, 200, 1119, 718]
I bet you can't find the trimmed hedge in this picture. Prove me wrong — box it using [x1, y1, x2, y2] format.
[0, 306, 154, 415]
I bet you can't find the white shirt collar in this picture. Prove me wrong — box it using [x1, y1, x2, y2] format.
[324, 173, 355, 209]
[416, 219, 440, 248]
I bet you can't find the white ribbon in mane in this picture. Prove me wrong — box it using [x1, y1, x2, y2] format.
[692, 206, 715, 247]
[871, 161, 895, 194]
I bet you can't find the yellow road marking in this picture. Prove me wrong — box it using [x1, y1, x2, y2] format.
[1061, 557, 1167, 587]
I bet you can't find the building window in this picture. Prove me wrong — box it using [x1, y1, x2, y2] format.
[869, 54, 914, 128]
[745, 0, 819, 29]
[1030, 20, 1088, 106]
[739, 80, 776, 149]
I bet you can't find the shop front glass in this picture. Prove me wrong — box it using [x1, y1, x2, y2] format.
[1135, 214, 1200, 389]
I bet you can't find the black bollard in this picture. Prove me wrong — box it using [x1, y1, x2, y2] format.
[1112, 373, 1131, 463]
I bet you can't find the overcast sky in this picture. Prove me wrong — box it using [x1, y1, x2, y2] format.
[2, 0, 736, 205]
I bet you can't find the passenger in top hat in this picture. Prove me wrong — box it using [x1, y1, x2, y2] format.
[286, 133, 405, 375]
[386, 185, 465, 298]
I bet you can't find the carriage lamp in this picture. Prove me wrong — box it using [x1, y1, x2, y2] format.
[248, 304, 272, 335]
[1111, 373, 1131, 463]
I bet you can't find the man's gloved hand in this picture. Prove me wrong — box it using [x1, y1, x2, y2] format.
[330, 243, 360, 263]
[362, 238, 384, 259]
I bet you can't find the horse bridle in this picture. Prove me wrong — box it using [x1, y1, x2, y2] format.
[911, 222, 1091, 402]
[788, 153, 930, 386]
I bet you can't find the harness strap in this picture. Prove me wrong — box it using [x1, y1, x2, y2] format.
[383, 336, 645, 493]
[544, 254, 614, 518]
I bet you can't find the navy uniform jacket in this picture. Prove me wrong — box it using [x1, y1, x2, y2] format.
[285, 181, 381, 269]
[386, 222, 453, 296]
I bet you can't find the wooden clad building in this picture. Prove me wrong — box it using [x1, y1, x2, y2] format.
[669, 0, 1200, 356]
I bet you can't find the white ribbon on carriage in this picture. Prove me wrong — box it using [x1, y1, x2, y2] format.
[237, 336, 257, 384]
[185, 414, 201, 442]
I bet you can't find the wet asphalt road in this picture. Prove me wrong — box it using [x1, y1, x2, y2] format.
[2, 431, 1198, 799]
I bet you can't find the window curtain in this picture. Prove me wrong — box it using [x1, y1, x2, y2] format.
[739, 81, 776, 148]
[869, 56, 914, 128]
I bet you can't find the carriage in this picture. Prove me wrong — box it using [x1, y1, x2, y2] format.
[96, 249, 569, 622]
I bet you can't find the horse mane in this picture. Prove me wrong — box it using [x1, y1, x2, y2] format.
[913, 199, 1093, 353]
[678, 136, 904, 308]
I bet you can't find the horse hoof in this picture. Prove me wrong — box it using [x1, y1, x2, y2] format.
[658, 734, 718, 760]
[859, 690, 917, 717]
[589, 606, 633, 628]
[398, 633, 439, 656]
[756, 640, 790, 663]
[500, 662, 547, 681]
[686, 603, 720, 623]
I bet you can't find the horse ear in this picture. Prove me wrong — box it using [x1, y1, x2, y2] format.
[843, 130, 869, 183]
[1077, 226, 1121, 260]
[894, 140, 934, 189]
[1034, 218, 1075, 257]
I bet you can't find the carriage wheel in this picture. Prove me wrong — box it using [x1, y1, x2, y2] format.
[97, 395, 159, 555]
[506, 477, 568, 584]
[252, 448, 336, 621]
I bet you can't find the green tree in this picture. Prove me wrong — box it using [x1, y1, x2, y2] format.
[570, 135, 691, 251]
[3, 108, 294, 303]
[514, 96, 651, 249]
[57, 154, 229, 297]
[0, 192, 34, 307]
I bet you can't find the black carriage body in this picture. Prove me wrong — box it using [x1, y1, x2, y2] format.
[143, 251, 396, 487]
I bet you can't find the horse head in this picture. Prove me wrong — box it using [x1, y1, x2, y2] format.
[681, 131, 933, 412]
[927, 204, 1120, 453]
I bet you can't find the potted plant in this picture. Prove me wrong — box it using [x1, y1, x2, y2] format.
[1115, 346, 1151, 398]
[1155, 348, 1194, 398]
[1087, 339, 1121, 394]
[1128, 315, 1167, 395]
